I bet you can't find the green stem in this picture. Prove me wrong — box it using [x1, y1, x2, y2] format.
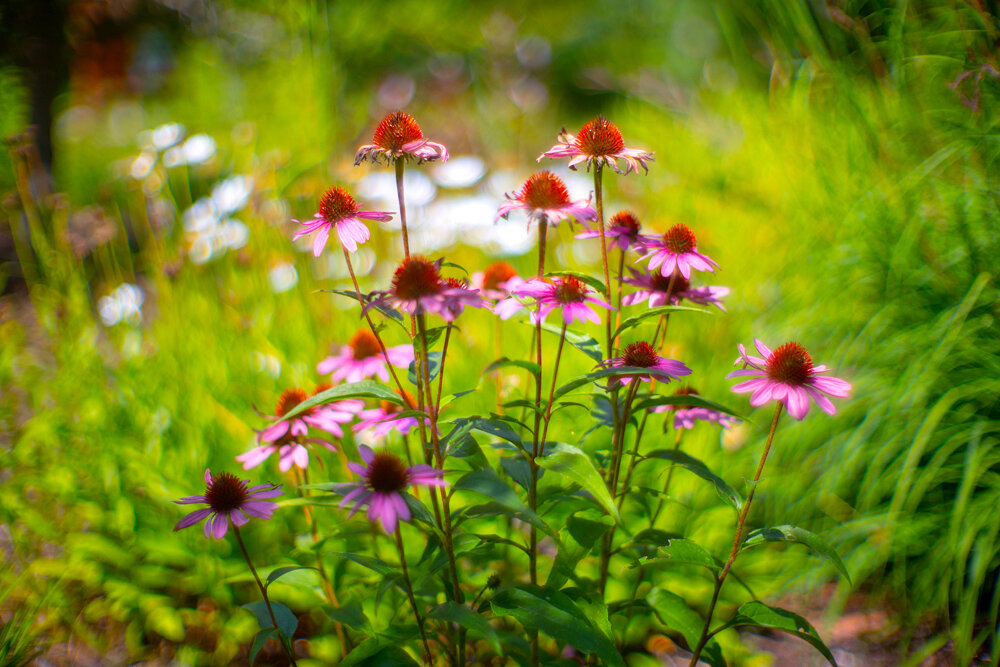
[649, 428, 684, 526]
[396, 529, 434, 665]
[688, 403, 784, 666]
[394, 159, 410, 258]
[233, 525, 299, 667]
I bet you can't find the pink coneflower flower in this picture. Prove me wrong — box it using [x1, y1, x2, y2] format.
[727, 339, 852, 420]
[174, 469, 282, 539]
[292, 186, 393, 256]
[653, 387, 740, 430]
[495, 171, 597, 228]
[637, 224, 718, 279]
[354, 394, 429, 439]
[366, 256, 486, 322]
[339, 445, 447, 534]
[537, 116, 654, 175]
[471, 261, 523, 300]
[318, 330, 414, 384]
[599, 341, 691, 387]
[237, 387, 363, 472]
[575, 210, 644, 250]
[507, 275, 614, 325]
[354, 111, 449, 166]
[622, 268, 729, 311]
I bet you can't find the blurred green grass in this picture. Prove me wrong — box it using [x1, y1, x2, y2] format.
[1, 0, 999, 664]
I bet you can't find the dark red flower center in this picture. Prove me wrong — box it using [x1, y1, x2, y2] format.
[205, 472, 250, 514]
[766, 342, 813, 385]
[444, 277, 468, 289]
[610, 211, 641, 236]
[318, 187, 359, 224]
[554, 276, 587, 303]
[519, 172, 570, 210]
[373, 111, 424, 151]
[276, 388, 310, 417]
[663, 224, 697, 254]
[367, 450, 410, 493]
[575, 117, 625, 157]
[391, 256, 443, 300]
[622, 341, 658, 368]
[380, 399, 401, 415]
[669, 386, 699, 411]
[482, 262, 517, 291]
[349, 330, 382, 360]
[651, 272, 690, 295]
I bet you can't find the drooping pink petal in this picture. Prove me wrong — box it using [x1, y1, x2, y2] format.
[174, 508, 212, 530]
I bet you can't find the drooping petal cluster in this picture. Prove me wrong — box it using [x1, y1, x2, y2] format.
[366, 256, 486, 322]
[636, 224, 718, 279]
[538, 117, 654, 175]
[652, 388, 740, 430]
[174, 469, 282, 539]
[727, 339, 852, 420]
[339, 445, 447, 534]
[502, 275, 614, 325]
[292, 186, 393, 256]
[495, 171, 597, 228]
[622, 268, 729, 311]
[318, 330, 414, 384]
[575, 211, 644, 250]
[599, 341, 691, 387]
[354, 111, 449, 165]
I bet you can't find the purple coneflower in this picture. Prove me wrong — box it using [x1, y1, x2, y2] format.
[318, 330, 413, 384]
[599, 341, 691, 387]
[237, 387, 363, 471]
[354, 390, 430, 439]
[292, 186, 393, 256]
[622, 268, 728, 311]
[727, 339, 852, 420]
[653, 387, 740, 430]
[637, 224, 717, 279]
[174, 469, 282, 539]
[471, 261, 523, 301]
[354, 111, 449, 165]
[366, 256, 485, 322]
[537, 116, 654, 175]
[495, 171, 597, 228]
[339, 445, 447, 534]
[504, 275, 614, 325]
[576, 211, 644, 250]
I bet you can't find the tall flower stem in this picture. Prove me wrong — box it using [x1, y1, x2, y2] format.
[394, 159, 410, 258]
[688, 403, 783, 666]
[592, 165, 613, 357]
[232, 525, 299, 667]
[614, 247, 626, 333]
[649, 428, 684, 526]
[598, 380, 640, 596]
[537, 324, 568, 454]
[396, 529, 434, 665]
[434, 324, 453, 415]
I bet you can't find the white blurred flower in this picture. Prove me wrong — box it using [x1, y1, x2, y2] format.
[98, 283, 144, 327]
[151, 123, 185, 150]
[181, 134, 216, 164]
[211, 176, 253, 215]
[268, 262, 298, 293]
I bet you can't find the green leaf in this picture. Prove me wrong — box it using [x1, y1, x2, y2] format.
[329, 552, 395, 576]
[326, 290, 407, 331]
[421, 326, 448, 348]
[538, 443, 621, 524]
[553, 366, 660, 401]
[642, 449, 742, 509]
[322, 602, 369, 630]
[719, 601, 837, 666]
[500, 455, 533, 491]
[461, 502, 556, 538]
[429, 601, 503, 656]
[613, 304, 713, 339]
[645, 588, 724, 664]
[339, 638, 420, 667]
[545, 270, 608, 296]
[453, 468, 529, 513]
[243, 601, 297, 640]
[484, 357, 541, 378]
[408, 351, 442, 386]
[249, 628, 277, 665]
[491, 585, 626, 667]
[632, 394, 745, 419]
[742, 525, 851, 584]
[282, 381, 401, 420]
[468, 417, 526, 450]
[265, 566, 316, 588]
[537, 322, 603, 362]
[440, 259, 469, 275]
[632, 538, 722, 573]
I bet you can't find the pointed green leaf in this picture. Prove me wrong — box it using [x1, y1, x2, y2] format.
[249, 628, 277, 665]
[265, 566, 316, 588]
[485, 357, 541, 378]
[243, 601, 297, 640]
[536, 322, 603, 362]
[322, 602, 369, 630]
[429, 601, 503, 656]
[613, 304, 713, 339]
[632, 538, 722, 573]
[408, 351, 442, 385]
[538, 443, 621, 524]
[282, 381, 401, 420]
[718, 601, 837, 666]
[742, 525, 851, 584]
[545, 270, 607, 296]
[554, 366, 660, 401]
[642, 449, 742, 509]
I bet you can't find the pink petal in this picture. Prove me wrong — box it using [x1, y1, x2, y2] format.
[731, 378, 769, 394]
[785, 386, 810, 420]
[311, 224, 331, 257]
[174, 508, 212, 531]
[211, 513, 230, 539]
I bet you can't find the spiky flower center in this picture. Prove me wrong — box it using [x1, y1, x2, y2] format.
[575, 117, 625, 157]
[622, 341, 658, 368]
[391, 257, 443, 300]
[482, 262, 517, 291]
[444, 277, 468, 289]
[766, 342, 813, 385]
[373, 111, 424, 151]
[205, 472, 249, 514]
[553, 276, 587, 303]
[367, 451, 410, 493]
[669, 386, 699, 411]
[610, 211, 641, 236]
[349, 330, 382, 360]
[651, 272, 690, 294]
[519, 172, 570, 210]
[318, 187, 359, 224]
[663, 224, 697, 254]
[276, 388, 310, 417]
